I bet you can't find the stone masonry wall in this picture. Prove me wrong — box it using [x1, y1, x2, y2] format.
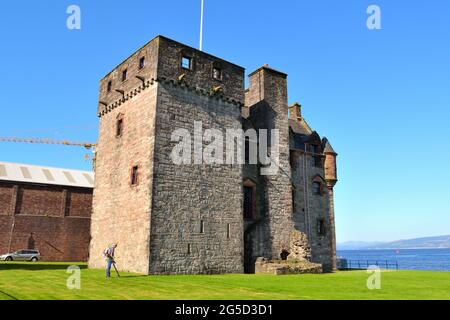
[98, 37, 159, 114]
[148, 82, 244, 274]
[246, 67, 294, 260]
[157, 37, 244, 103]
[290, 150, 334, 271]
[89, 83, 158, 274]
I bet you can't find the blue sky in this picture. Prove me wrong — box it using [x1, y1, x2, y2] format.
[0, 1, 449, 242]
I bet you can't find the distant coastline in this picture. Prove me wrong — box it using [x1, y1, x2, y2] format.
[337, 235, 450, 251]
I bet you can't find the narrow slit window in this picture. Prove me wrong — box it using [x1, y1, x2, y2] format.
[243, 186, 254, 219]
[245, 137, 250, 164]
[181, 56, 192, 70]
[116, 118, 123, 137]
[107, 80, 112, 93]
[226, 223, 230, 239]
[122, 69, 127, 81]
[200, 220, 205, 234]
[131, 166, 139, 185]
[317, 219, 326, 236]
[187, 244, 191, 254]
[139, 57, 145, 69]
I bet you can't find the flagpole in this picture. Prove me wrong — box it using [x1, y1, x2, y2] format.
[199, 0, 204, 51]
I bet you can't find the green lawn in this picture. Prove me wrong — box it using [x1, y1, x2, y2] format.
[0, 262, 449, 300]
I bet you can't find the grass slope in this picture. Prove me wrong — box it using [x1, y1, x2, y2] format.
[0, 262, 449, 300]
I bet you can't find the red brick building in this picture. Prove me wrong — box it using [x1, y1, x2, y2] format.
[0, 162, 93, 262]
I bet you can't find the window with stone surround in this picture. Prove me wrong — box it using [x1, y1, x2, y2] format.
[213, 67, 222, 80]
[317, 219, 326, 236]
[200, 220, 205, 234]
[310, 144, 321, 168]
[107, 80, 112, 93]
[312, 181, 322, 195]
[243, 180, 256, 220]
[139, 57, 145, 70]
[312, 175, 325, 196]
[122, 69, 127, 82]
[181, 56, 192, 70]
[131, 166, 139, 186]
[116, 115, 124, 137]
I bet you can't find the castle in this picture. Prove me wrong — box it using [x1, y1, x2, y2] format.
[88, 35, 338, 274]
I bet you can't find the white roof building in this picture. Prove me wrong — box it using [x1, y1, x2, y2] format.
[0, 162, 94, 188]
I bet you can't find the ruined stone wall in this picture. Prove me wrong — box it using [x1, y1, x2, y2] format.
[89, 83, 158, 274]
[0, 182, 92, 261]
[148, 82, 244, 274]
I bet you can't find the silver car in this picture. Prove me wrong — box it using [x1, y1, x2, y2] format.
[0, 250, 41, 262]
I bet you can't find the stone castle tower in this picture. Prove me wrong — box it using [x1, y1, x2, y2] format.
[88, 35, 338, 274]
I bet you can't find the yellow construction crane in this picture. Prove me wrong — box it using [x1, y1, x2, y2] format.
[0, 137, 96, 149]
[0, 137, 97, 167]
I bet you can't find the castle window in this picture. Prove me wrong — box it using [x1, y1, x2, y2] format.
[181, 56, 192, 70]
[187, 244, 191, 254]
[243, 186, 254, 219]
[131, 166, 139, 185]
[116, 118, 123, 137]
[107, 80, 112, 93]
[245, 137, 250, 163]
[312, 181, 322, 195]
[317, 219, 326, 236]
[139, 57, 145, 70]
[291, 187, 296, 214]
[226, 223, 230, 239]
[200, 220, 205, 234]
[122, 69, 127, 81]
[313, 156, 321, 168]
[310, 144, 321, 167]
[213, 67, 222, 80]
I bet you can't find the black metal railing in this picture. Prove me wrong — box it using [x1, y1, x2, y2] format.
[337, 259, 399, 270]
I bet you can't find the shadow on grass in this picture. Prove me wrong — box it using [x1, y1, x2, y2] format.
[0, 262, 88, 271]
[0, 290, 18, 300]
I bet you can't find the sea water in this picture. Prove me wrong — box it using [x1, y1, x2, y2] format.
[337, 248, 450, 271]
